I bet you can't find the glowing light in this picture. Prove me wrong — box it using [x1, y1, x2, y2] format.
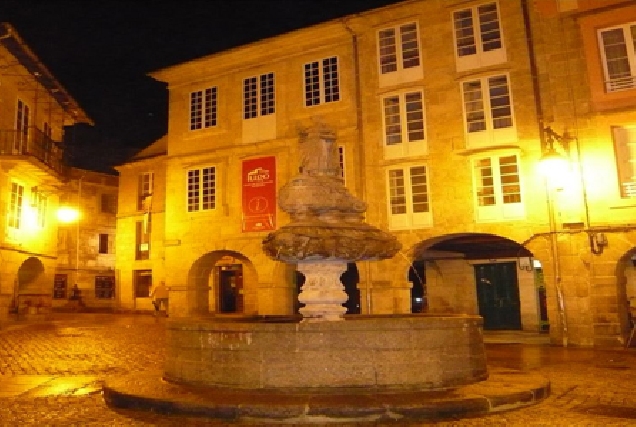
[57, 207, 79, 223]
[539, 148, 570, 188]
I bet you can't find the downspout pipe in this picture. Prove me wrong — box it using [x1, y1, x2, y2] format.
[521, 0, 568, 346]
[342, 18, 372, 315]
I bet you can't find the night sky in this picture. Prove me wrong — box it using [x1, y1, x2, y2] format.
[1, 0, 402, 172]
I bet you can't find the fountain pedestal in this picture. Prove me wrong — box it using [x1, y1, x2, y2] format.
[297, 262, 347, 321]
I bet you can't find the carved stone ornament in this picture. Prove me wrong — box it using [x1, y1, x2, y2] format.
[262, 122, 401, 320]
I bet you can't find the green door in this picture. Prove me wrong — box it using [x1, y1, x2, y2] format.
[475, 262, 521, 330]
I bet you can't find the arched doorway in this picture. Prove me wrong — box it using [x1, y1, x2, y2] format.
[615, 249, 636, 342]
[412, 233, 545, 331]
[409, 260, 426, 313]
[17, 257, 46, 293]
[187, 250, 257, 315]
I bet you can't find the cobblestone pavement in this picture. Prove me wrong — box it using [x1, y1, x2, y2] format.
[2, 314, 636, 426]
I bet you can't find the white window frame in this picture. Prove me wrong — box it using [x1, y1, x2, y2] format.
[452, 2, 506, 72]
[15, 99, 30, 153]
[598, 22, 636, 92]
[377, 22, 423, 87]
[381, 89, 427, 159]
[613, 126, 636, 198]
[386, 165, 432, 230]
[8, 182, 24, 229]
[461, 73, 516, 149]
[137, 172, 154, 211]
[243, 73, 275, 119]
[304, 56, 340, 107]
[472, 153, 524, 222]
[338, 145, 346, 184]
[187, 166, 216, 212]
[31, 188, 47, 228]
[190, 86, 218, 130]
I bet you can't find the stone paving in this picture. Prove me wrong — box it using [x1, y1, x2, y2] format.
[1, 314, 636, 425]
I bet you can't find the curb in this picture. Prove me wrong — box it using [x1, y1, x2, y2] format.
[103, 367, 550, 423]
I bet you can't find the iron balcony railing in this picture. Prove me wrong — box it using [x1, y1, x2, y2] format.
[0, 127, 66, 176]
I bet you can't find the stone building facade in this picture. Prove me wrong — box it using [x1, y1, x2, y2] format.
[55, 168, 118, 310]
[0, 23, 92, 318]
[115, 0, 636, 347]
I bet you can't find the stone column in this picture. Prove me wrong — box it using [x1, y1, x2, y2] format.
[297, 262, 347, 321]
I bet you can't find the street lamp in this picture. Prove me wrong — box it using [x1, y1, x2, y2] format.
[539, 126, 571, 347]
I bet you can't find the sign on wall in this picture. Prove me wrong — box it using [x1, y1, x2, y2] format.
[242, 156, 276, 232]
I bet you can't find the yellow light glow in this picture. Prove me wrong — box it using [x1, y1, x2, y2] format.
[539, 149, 570, 188]
[57, 207, 79, 223]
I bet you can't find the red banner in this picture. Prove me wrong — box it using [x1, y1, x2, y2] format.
[242, 156, 276, 232]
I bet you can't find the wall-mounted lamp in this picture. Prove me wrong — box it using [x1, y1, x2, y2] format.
[539, 126, 571, 180]
[590, 232, 608, 255]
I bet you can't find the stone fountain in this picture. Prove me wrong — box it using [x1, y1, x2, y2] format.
[262, 124, 401, 321]
[163, 124, 488, 391]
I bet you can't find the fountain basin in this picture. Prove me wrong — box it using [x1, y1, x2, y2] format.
[164, 314, 487, 391]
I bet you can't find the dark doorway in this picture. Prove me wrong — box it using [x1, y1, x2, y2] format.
[409, 260, 426, 313]
[218, 264, 243, 313]
[475, 262, 521, 330]
[293, 271, 305, 314]
[341, 263, 360, 314]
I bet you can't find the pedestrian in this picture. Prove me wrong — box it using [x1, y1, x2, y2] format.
[149, 281, 169, 316]
[69, 284, 81, 301]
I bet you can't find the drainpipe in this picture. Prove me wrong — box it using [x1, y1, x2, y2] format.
[76, 175, 84, 287]
[342, 18, 372, 314]
[521, 0, 568, 345]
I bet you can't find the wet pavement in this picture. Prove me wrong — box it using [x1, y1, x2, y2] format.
[1, 314, 636, 425]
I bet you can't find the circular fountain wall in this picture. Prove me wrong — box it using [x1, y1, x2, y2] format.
[164, 314, 487, 390]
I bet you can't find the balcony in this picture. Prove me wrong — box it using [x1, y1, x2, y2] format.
[0, 127, 67, 180]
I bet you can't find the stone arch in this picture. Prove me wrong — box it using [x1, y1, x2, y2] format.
[17, 257, 46, 293]
[186, 250, 258, 315]
[612, 231, 636, 344]
[406, 232, 544, 331]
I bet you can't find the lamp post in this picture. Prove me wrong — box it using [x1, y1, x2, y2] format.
[539, 126, 570, 347]
[57, 175, 82, 294]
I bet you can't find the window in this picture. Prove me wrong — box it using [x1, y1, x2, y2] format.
[382, 90, 426, 158]
[304, 57, 340, 107]
[338, 145, 345, 182]
[613, 126, 636, 197]
[101, 193, 117, 214]
[378, 22, 420, 75]
[190, 87, 217, 130]
[453, 2, 504, 71]
[387, 165, 432, 229]
[15, 99, 30, 152]
[243, 73, 275, 119]
[31, 188, 47, 228]
[135, 221, 150, 260]
[137, 172, 153, 211]
[462, 74, 515, 148]
[134, 270, 152, 298]
[599, 23, 636, 92]
[473, 154, 523, 221]
[53, 274, 68, 299]
[95, 276, 115, 299]
[8, 182, 23, 229]
[43, 122, 52, 138]
[187, 167, 216, 212]
[99, 233, 110, 254]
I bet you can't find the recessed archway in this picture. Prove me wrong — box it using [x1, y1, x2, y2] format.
[409, 233, 547, 331]
[187, 250, 258, 315]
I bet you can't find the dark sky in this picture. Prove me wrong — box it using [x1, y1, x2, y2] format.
[0, 0, 402, 172]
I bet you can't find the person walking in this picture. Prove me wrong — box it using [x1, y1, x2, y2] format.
[150, 282, 169, 316]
